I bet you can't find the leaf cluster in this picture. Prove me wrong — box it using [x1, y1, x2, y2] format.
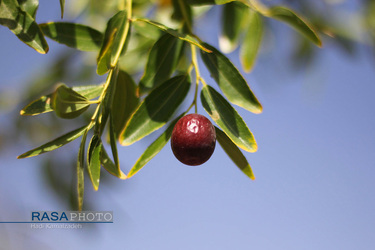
[9, 0, 323, 210]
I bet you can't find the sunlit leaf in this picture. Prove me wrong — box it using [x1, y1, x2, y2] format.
[100, 144, 127, 179]
[128, 113, 185, 178]
[87, 135, 101, 191]
[77, 128, 89, 211]
[215, 126, 255, 180]
[187, 0, 234, 5]
[201, 85, 257, 152]
[59, 0, 65, 18]
[268, 6, 322, 47]
[120, 75, 190, 146]
[96, 29, 116, 75]
[0, 0, 49, 54]
[112, 71, 139, 136]
[20, 94, 54, 116]
[201, 43, 262, 114]
[72, 85, 104, 100]
[51, 84, 90, 119]
[40, 22, 104, 51]
[97, 10, 130, 75]
[240, 9, 263, 72]
[17, 124, 90, 159]
[134, 18, 211, 53]
[220, 1, 247, 53]
[19, 0, 39, 18]
[20, 84, 103, 116]
[139, 33, 184, 94]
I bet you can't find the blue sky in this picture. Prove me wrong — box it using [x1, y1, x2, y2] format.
[1, 1, 375, 249]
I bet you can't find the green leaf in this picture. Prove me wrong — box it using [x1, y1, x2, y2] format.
[77, 128, 89, 211]
[201, 85, 257, 152]
[215, 126, 255, 180]
[51, 84, 90, 119]
[40, 22, 104, 51]
[97, 10, 130, 75]
[139, 33, 184, 94]
[240, 9, 263, 72]
[72, 85, 104, 100]
[109, 113, 120, 171]
[111, 71, 139, 136]
[59, 0, 65, 19]
[187, 0, 234, 5]
[0, 0, 49, 54]
[18, 0, 39, 18]
[128, 113, 185, 178]
[87, 135, 101, 191]
[20, 84, 103, 116]
[220, 1, 247, 53]
[96, 28, 116, 75]
[20, 94, 54, 116]
[120, 75, 190, 146]
[17, 124, 90, 159]
[0, 0, 18, 20]
[96, 68, 118, 136]
[134, 18, 211, 53]
[200, 43, 262, 114]
[268, 6, 322, 47]
[100, 144, 127, 179]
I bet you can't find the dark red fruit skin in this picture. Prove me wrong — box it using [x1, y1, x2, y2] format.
[171, 114, 216, 166]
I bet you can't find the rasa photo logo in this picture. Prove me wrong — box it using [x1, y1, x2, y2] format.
[30, 211, 113, 229]
[0, 211, 113, 229]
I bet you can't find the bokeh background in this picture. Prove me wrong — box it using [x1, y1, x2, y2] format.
[1, 0, 375, 249]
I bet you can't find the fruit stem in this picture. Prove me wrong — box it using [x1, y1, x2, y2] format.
[190, 44, 201, 113]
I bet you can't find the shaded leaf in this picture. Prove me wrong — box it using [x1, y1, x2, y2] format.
[40, 22, 104, 51]
[268, 6, 322, 47]
[20, 84, 103, 116]
[132, 20, 161, 40]
[220, 1, 247, 53]
[139, 33, 184, 94]
[187, 0, 234, 5]
[96, 68, 117, 136]
[77, 128, 89, 211]
[97, 10, 130, 75]
[128, 113, 185, 178]
[120, 75, 190, 146]
[112, 71, 139, 136]
[18, 124, 90, 159]
[108, 113, 121, 174]
[59, 0, 65, 19]
[172, 0, 193, 33]
[215, 126, 255, 180]
[240, 9, 263, 72]
[0, 0, 48, 54]
[51, 84, 90, 119]
[87, 135, 101, 191]
[201, 43, 262, 113]
[100, 144, 127, 179]
[134, 18, 211, 53]
[201, 85, 257, 152]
